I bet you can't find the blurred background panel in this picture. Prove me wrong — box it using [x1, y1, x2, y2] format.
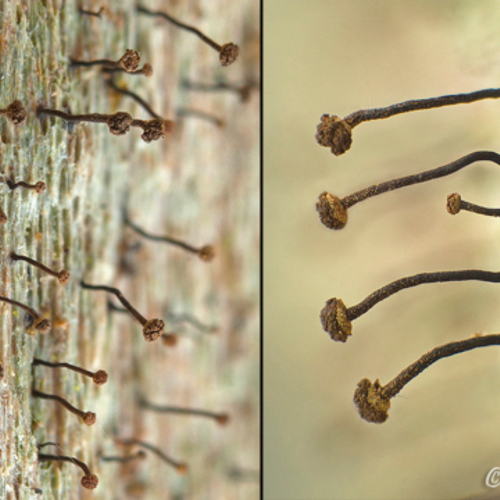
[264, 1, 500, 499]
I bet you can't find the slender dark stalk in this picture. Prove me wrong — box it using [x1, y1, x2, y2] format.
[71, 57, 121, 68]
[78, 6, 105, 17]
[11, 252, 70, 284]
[117, 438, 187, 474]
[38, 453, 99, 489]
[102, 64, 153, 77]
[105, 76, 161, 119]
[32, 388, 96, 425]
[321, 269, 500, 342]
[136, 5, 239, 66]
[176, 107, 224, 128]
[166, 311, 218, 333]
[107, 300, 178, 346]
[0, 295, 50, 333]
[37, 108, 110, 123]
[107, 300, 129, 314]
[99, 450, 146, 462]
[6, 179, 46, 194]
[125, 214, 215, 261]
[447, 192, 500, 217]
[70, 49, 144, 74]
[182, 79, 256, 102]
[316, 151, 500, 230]
[316, 87, 500, 155]
[227, 467, 260, 483]
[80, 280, 164, 342]
[36, 106, 167, 143]
[33, 358, 108, 385]
[354, 333, 500, 423]
[37, 442, 60, 450]
[139, 399, 229, 425]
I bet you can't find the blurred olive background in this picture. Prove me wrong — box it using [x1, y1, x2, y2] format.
[264, 1, 500, 499]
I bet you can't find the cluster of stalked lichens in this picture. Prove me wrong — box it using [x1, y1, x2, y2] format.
[136, 5, 240, 67]
[38, 443, 99, 490]
[315, 87, 500, 156]
[320, 270, 500, 343]
[316, 151, 500, 231]
[0, 252, 70, 334]
[0, 175, 46, 225]
[80, 280, 165, 342]
[353, 334, 500, 423]
[125, 213, 215, 262]
[0, 2, 246, 493]
[315, 87, 500, 424]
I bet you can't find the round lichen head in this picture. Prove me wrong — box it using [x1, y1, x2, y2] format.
[34, 317, 51, 334]
[161, 333, 178, 347]
[57, 270, 70, 285]
[316, 192, 348, 230]
[320, 298, 352, 342]
[0, 211, 7, 225]
[92, 370, 108, 385]
[141, 63, 153, 77]
[35, 181, 46, 194]
[164, 119, 175, 134]
[239, 85, 252, 103]
[143, 318, 165, 342]
[140, 119, 166, 143]
[216, 413, 230, 426]
[82, 412, 96, 426]
[219, 42, 240, 66]
[106, 112, 133, 135]
[315, 114, 352, 156]
[4, 100, 27, 126]
[120, 49, 141, 72]
[176, 463, 188, 475]
[446, 193, 461, 215]
[81, 473, 99, 489]
[198, 245, 215, 262]
[353, 378, 390, 423]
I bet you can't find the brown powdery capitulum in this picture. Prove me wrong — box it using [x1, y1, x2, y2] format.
[216, 414, 230, 425]
[92, 370, 108, 385]
[141, 63, 153, 77]
[315, 114, 352, 156]
[120, 49, 141, 72]
[57, 270, 71, 285]
[353, 378, 391, 423]
[83, 411, 97, 426]
[198, 245, 215, 262]
[219, 43, 240, 66]
[140, 118, 167, 143]
[81, 474, 99, 489]
[2, 100, 27, 126]
[143, 318, 165, 342]
[316, 192, 348, 230]
[320, 298, 352, 342]
[446, 193, 461, 215]
[33, 317, 51, 334]
[106, 112, 133, 135]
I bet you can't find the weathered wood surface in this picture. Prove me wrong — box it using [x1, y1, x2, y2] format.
[0, 1, 260, 498]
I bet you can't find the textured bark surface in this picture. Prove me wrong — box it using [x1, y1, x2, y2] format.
[0, 1, 260, 499]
